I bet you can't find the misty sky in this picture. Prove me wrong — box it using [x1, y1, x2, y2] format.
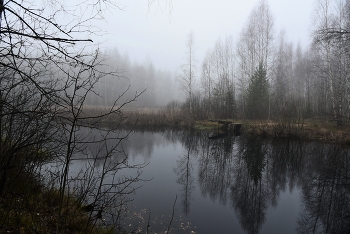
[93, 0, 314, 71]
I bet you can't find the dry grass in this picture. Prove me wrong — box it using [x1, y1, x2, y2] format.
[193, 121, 218, 130]
[243, 119, 350, 144]
[80, 106, 350, 144]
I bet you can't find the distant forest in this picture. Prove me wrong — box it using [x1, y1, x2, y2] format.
[179, 0, 350, 126]
[89, 0, 350, 126]
[83, 49, 180, 108]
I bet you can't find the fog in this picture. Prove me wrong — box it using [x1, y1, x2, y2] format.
[1, 0, 350, 232]
[83, 48, 182, 108]
[0, 0, 318, 111]
[35, 0, 350, 124]
[95, 0, 313, 71]
[82, 0, 314, 109]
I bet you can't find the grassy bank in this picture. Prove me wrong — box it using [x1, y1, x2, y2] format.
[0, 141, 114, 233]
[80, 106, 194, 128]
[201, 119, 350, 145]
[0, 169, 113, 234]
[80, 107, 350, 145]
[187, 113, 350, 145]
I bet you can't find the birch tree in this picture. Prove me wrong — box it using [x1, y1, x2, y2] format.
[201, 50, 214, 117]
[200, 37, 236, 119]
[178, 31, 196, 115]
[271, 30, 292, 113]
[236, 0, 275, 114]
[313, 0, 350, 125]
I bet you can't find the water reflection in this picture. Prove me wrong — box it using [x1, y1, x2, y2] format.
[73, 128, 350, 233]
[229, 136, 269, 234]
[174, 130, 198, 214]
[297, 145, 350, 234]
[198, 132, 235, 205]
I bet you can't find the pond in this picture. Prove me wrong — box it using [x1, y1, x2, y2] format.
[69, 128, 350, 233]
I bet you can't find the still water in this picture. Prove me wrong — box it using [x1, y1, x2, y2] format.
[101, 129, 350, 234]
[70, 128, 350, 233]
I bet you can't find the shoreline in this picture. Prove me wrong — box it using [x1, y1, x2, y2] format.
[92, 115, 350, 145]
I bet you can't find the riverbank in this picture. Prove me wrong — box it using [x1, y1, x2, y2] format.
[85, 107, 350, 145]
[0, 170, 112, 233]
[194, 119, 350, 145]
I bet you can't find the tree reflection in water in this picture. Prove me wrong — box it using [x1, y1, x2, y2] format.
[174, 131, 350, 234]
[174, 130, 199, 214]
[197, 131, 235, 205]
[297, 144, 350, 234]
[229, 136, 269, 234]
[116, 129, 350, 233]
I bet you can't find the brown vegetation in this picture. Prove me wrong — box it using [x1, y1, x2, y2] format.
[84, 107, 350, 145]
[242, 120, 350, 145]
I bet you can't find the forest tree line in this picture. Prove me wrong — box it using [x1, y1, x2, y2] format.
[85, 0, 350, 127]
[176, 0, 350, 125]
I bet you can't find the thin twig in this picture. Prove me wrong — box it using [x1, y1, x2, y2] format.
[146, 209, 151, 234]
[166, 195, 177, 233]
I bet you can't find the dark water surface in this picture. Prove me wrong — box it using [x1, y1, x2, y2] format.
[76, 128, 350, 233]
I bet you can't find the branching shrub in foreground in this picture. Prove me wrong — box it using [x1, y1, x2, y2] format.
[0, 0, 146, 232]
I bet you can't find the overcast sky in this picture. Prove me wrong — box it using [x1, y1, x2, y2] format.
[93, 0, 315, 71]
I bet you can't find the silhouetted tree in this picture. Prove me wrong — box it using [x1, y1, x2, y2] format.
[0, 1, 145, 232]
[246, 62, 269, 119]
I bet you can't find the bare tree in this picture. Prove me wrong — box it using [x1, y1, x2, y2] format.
[200, 37, 236, 119]
[236, 0, 275, 115]
[178, 31, 197, 116]
[270, 30, 293, 116]
[0, 0, 147, 232]
[312, 0, 350, 125]
[201, 50, 214, 118]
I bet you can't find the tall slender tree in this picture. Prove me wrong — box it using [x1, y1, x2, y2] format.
[178, 31, 196, 115]
[313, 0, 350, 125]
